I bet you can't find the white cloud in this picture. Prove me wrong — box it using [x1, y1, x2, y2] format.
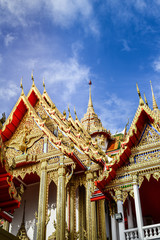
[0, 0, 99, 36]
[153, 57, 160, 72]
[104, 0, 160, 27]
[43, 57, 90, 97]
[121, 40, 131, 52]
[0, 81, 20, 100]
[96, 94, 134, 134]
[4, 33, 15, 46]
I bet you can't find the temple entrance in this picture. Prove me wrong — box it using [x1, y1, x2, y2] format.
[78, 185, 86, 239]
[10, 173, 40, 240]
[140, 176, 160, 225]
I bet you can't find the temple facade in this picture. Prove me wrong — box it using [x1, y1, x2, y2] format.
[0, 77, 160, 240]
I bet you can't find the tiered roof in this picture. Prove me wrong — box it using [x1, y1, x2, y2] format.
[2, 77, 112, 174]
[95, 82, 160, 192]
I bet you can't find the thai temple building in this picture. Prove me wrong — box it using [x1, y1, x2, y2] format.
[0, 75, 160, 240]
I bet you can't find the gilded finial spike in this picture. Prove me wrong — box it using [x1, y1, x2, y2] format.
[74, 106, 78, 120]
[20, 77, 24, 96]
[68, 105, 71, 117]
[43, 77, 46, 93]
[31, 70, 35, 87]
[144, 93, 148, 106]
[150, 80, 158, 110]
[136, 83, 144, 106]
[88, 80, 93, 108]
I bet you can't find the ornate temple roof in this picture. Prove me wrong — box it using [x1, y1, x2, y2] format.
[2, 77, 111, 176]
[95, 82, 160, 191]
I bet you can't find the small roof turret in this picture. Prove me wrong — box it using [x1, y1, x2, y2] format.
[81, 82, 111, 140]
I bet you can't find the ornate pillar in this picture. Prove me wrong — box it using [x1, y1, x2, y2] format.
[36, 161, 48, 240]
[110, 203, 118, 240]
[115, 189, 125, 240]
[127, 196, 134, 229]
[86, 171, 97, 240]
[132, 175, 144, 239]
[70, 183, 76, 240]
[79, 185, 86, 240]
[56, 156, 66, 240]
[97, 199, 107, 240]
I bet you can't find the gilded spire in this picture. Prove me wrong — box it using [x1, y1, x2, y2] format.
[150, 80, 158, 110]
[43, 77, 46, 94]
[88, 80, 93, 108]
[81, 81, 103, 133]
[20, 77, 24, 96]
[136, 83, 144, 106]
[144, 93, 148, 106]
[31, 70, 35, 87]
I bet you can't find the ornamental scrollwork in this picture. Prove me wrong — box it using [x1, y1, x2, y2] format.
[138, 124, 160, 147]
[13, 163, 41, 179]
[152, 172, 160, 181]
[48, 171, 58, 186]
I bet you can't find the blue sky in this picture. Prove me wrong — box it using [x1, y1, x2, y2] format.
[1, 0, 160, 134]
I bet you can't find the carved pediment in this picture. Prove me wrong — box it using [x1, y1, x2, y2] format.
[5, 112, 45, 164]
[138, 124, 160, 147]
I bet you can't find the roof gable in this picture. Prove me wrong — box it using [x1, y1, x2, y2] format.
[137, 123, 160, 147]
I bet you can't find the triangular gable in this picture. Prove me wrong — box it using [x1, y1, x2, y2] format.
[95, 104, 156, 190]
[138, 123, 160, 147]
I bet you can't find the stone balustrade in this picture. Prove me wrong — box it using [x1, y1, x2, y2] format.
[124, 228, 139, 240]
[143, 223, 160, 239]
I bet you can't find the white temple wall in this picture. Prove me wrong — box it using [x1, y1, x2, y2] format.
[10, 182, 39, 240]
[46, 181, 57, 239]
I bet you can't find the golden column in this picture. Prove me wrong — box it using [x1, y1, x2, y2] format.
[69, 183, 76, 240]
[36, 161, 48, 240]
[86, 171, 97, 240]
[79, 185, 86, 240]
[97, 199, 107, 240]
[56, 155, 66, 240]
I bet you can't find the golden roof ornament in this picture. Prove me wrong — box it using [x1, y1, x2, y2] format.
[150, 80, 158, 110]
[43, 78, 46, 94]
[31, 70, 35, 87]
[81, 80, 103, 133]
[20, 78, 24, 96]
[74, 106, 78, 120]
[136, 83, 144, 106]
[144, 93, 148, 106]
[63, 110, 66, 118]
[88, 80, 93, 107]
[68, 105, 71, 118]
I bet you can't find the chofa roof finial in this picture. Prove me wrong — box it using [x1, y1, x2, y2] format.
[20, 77, 24, 96]
[136, 83, 144, 106]
[150, 80, 158, 110]
[144, 93, 148, 106]
[74, 106, 78, 120]
[43, 77, 46, 94]
[31, 70, 35, 87]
